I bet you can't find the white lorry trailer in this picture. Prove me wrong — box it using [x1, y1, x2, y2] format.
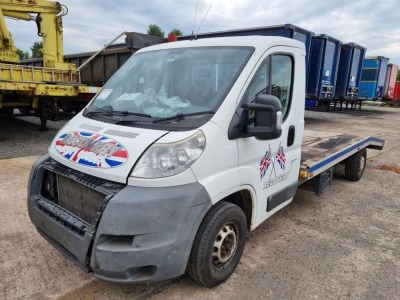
[28, 36, 384, 287]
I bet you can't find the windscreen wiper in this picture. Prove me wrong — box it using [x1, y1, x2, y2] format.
[153, 111, 215, 123]
[83, 105, 111, 116]
[108, 110, 152, 118]
[84, 108, 151, 118]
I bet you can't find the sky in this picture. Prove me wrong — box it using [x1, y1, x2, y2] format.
[6, 0, 400, 67]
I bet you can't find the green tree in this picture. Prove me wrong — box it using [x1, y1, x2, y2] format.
[397, 70, 400, 81]
[169, 28, 183, 36]
[30, 41, 43, 58]
[147, 24, 164, 38]
[16, 48, 29, 60]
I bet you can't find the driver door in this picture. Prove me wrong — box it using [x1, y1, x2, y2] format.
[237, 48, 302, 228]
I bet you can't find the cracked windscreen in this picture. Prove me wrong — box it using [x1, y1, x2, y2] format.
[87, 46, 252, 120]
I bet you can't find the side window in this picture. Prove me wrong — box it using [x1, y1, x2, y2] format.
[243, 60, 269, 105]
[243, 54, 293, 124]
[243, 59, 269, 125]
[271, 55, 293, 119]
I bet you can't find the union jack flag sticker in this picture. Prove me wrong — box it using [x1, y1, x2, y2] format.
[55, 131, 128, 168]
[275, 142, 286, 170]
[260, 145, 272, 179]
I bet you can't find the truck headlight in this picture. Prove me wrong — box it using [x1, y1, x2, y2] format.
[130, 131, 206, 178]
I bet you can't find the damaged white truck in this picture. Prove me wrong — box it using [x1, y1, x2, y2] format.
[28, 36, 384, 287]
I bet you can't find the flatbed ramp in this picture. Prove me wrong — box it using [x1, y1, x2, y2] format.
[299, 130, 385, 183]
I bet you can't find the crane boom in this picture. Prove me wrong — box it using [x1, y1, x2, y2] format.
[0, 0, 73, 70]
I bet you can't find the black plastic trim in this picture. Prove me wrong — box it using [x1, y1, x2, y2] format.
[266, 181, 298, 212]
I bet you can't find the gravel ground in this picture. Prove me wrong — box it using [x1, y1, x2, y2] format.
[0, 111, 71, 159]
[0, 106, 399, 299]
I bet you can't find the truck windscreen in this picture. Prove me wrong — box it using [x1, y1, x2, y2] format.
[88, 46, 252, 120]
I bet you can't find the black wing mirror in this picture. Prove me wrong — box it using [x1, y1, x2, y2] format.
[228, 94, 282, 140]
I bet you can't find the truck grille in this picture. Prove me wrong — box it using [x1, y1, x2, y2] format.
[56, 175, 105, 224]
[39, 160, 125, 225]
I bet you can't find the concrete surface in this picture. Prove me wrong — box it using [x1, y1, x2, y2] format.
[0, 106, 399, 299]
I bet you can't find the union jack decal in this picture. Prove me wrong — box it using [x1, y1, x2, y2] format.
[55, 131, 128, 168]
[260, 145, 272, 179]
[275, 142, 286, 170]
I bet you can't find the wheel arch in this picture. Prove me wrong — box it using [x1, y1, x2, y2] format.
[215, 189, 254, 231]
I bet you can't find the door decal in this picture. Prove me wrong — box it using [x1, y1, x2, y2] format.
[259, 145, 272, 179]
[260, 142, 290, 190]
[275, 142, 286, 170]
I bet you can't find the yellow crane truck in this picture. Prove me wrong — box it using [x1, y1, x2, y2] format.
[0, 0, 99, 130]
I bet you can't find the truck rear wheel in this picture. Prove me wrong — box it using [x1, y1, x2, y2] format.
[187, 201, 247, 287]
[345, 148, 367, 181]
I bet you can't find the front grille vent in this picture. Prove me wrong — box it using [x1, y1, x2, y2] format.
[79, 123, 103, 132]
[40, 160, 125, 225]
[104, 129, 140, 139]
[40, 159, 126, 225]
[57, 175, 105, 224]
[41, 170, 106, 224]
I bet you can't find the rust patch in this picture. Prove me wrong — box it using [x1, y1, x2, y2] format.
[378, 165, 400, 174]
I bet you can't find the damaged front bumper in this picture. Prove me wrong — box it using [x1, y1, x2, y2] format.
[27, 155, 211, 283]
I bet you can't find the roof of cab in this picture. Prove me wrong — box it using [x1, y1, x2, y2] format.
[137, 35, 305, 53]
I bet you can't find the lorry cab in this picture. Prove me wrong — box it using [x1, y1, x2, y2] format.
[28, 36, 307, 287]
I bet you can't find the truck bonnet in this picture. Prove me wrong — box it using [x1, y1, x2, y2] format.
[48, 114, 168, 183]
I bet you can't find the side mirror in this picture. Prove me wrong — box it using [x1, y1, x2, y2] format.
[245, 94, 282, 140]
[228, 94, 282, 140]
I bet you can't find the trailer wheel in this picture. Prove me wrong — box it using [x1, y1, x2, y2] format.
[345, 148, 367, 181]
[187, 201, 247, 287]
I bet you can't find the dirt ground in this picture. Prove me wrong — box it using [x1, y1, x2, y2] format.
[0, 106, 399, 299]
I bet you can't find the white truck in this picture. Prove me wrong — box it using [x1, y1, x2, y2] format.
[28, 36, 384, 287]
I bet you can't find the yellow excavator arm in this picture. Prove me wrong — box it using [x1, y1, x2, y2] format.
[0, 0, 74, 70]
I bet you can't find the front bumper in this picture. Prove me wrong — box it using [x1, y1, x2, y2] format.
[28, 156, 212, 283]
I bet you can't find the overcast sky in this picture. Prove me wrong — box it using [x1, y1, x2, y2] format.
[7, 0, 400, 66]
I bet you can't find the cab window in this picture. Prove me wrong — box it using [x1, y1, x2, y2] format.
[271, 55, 293, 119]
[243, 54, 293, 124]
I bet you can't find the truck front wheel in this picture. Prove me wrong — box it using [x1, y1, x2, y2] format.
[345, 148, 367, 181]
[187, 201, 247, 287]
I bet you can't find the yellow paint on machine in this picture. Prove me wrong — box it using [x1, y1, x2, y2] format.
[0, 81, 100, 97]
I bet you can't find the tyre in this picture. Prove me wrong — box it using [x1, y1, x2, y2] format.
[187, 201, 247, 287]
[345, 148, 367, 181]
[60, 101, 74, 113]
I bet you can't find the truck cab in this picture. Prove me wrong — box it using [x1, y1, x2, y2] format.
[28, 36, 311, 287]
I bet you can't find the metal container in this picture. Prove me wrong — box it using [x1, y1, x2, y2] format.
[179, 24, 314, 72]
[383, 63, 398, 100]
[334, 43, 366, 100]
[22, 32, 166, 87]
[358, 56, 389, 100]
[394, 82, 400, 101]
[305, 34, 342, 107]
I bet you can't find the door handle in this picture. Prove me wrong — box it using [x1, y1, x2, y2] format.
[288, 125, 295, 147]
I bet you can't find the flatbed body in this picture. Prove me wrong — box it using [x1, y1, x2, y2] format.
[300, 129, 385, 183]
